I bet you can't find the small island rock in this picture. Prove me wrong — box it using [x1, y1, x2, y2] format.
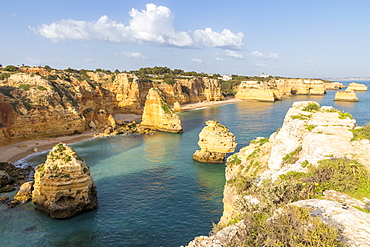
[334, 89, 359, 101]
[32, 143, 97, 219]
[193, 120, 237, 163]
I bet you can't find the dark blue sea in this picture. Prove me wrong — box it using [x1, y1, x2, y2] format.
[1, 80, 369, 247]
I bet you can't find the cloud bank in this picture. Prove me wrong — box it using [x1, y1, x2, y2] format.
[33, 3, 244, 50]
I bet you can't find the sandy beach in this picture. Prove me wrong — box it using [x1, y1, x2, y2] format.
[0, 98, 243, 163]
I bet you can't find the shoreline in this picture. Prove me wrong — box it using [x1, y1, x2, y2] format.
[0, 97, 243, 164]
[180, 97, 243, 111]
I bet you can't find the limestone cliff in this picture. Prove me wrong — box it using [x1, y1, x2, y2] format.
[140, 88, 183, 133]
[334, 89, 359, 101]
[235, 81, 282, 102]
[188, 101, 370, 246]
[0, 68, 223, 146]
[193, 120, 237, 163]
[32, 143, 97, 218]
[234, 78, 343, 102]
[347, 82, 368, 91]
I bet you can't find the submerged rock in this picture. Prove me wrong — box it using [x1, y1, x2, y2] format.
[193, 120, 237, 163]
[32, 143, 97, 219]
[140, 88, 183, 133]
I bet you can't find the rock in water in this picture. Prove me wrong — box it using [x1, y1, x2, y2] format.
[193, 120, 237, 163]
[32, 143, 97, 219]
[14, 181, 34, 203]
[334, 89, 359, 101]
[140, 88, 183, 133]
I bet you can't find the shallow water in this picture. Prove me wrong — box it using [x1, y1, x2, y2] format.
[1, 80, 369, 247]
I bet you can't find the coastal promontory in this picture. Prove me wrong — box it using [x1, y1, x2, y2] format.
[188, 101, 370, 246]
[32, 143, 97, 219]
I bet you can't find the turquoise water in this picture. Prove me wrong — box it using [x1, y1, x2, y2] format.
[1, 81, 369, 247]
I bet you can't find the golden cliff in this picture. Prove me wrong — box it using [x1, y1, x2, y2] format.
[347, 82, 368, 91]
[32, 143, 97, 218]
[140, 88, 183, 133]
[193, 120, 237, 163]
[0, 68, 223, 146]
[334, 89, 359, 101]
[235, 78, 343, 102]
[188, 101, 370, 246]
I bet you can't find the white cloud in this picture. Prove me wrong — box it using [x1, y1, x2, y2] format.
[118, 52, 148, 59]
[26, 57, 40, 65]
[215, 57, 224, 61]
[250, 50, 279, 59]
[84, 58, 93, 62]
[32, 4, 243, 50]
[192, 58, 202, 63]
[225, 50, 244, 59]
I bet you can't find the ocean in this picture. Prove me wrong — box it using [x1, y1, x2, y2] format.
[1, 80, 369, 247]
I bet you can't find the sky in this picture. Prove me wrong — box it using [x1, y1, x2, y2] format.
[1, 0, 369, 78]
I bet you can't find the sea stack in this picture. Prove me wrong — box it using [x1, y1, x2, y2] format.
[334, 89, 359, 101]
[193, 120, 237, 163]
[347, 82, 368, 91]
[32, 143, 97, 219]
[140, 88, 183, 133]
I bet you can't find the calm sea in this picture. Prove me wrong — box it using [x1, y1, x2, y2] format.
[1, 80, 369, 247]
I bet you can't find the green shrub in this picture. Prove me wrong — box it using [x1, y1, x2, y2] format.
[2, 65, 19, 72]
[18, 84, 31, 91]
[229, 154, 241, 166]
[305, 124, 317, 131]
[302, 102, 319, 112]
[338, 111, 353, 119]
[352, 123, 370, 140]
[0, 73, 11, 80]
[291, 114, 312, 120]
[37, 85, 47, 91]
[282, 146, 302, 164]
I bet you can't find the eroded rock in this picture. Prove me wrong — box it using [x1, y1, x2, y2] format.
[32, 143, 97, 219]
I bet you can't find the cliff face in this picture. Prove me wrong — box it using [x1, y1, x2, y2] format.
[188, 101, 370, 246]
[193, 120, 237, 163]
[0, 69, 222, 146]
[235, 78, 343, 102]
[235, 81, 282, 102]
[140, 88, 183, 133]
[32, 143, 97, 218]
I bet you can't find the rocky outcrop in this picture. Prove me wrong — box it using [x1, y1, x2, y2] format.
[334, 89, 359, 101]
[234, 78, 344, 102]
[173, 101, 184, 112]
[32, 143, 97, 218]
[193, 120, 237, 163]
[0, 68, 223, 146]
[0, 162, 33, 193]
[235, 81, 282, 102]
[188, 101, 370, 246]
[13, 181, 34, 202]
[140, 88, 183, 133]
[347, 82, 368, 91]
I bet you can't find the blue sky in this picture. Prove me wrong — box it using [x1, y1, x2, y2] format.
[1, 0, 369, 78]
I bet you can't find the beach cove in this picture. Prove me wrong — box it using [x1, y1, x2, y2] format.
[1, 81, 370, 246]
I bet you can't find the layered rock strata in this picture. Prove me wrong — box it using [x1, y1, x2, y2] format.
[188, 101, 370, 246]
[32, 143, 97, 219]
[193, 120, 237, 163]
[334, 89, 359, 101]
[0, 69, 223, 146]
[347, 82, 368, 91]
[140, 88, 183, 133]
[235, 81, 282, 102]
[234, 78, 344, 102]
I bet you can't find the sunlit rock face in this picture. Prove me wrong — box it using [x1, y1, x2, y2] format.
[193, 120, 237, 163]
[334, 89, 359, 102]
[32, 143, 97, 219]
[347, 82, 368, 91]
[140, 88, 183, 133]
